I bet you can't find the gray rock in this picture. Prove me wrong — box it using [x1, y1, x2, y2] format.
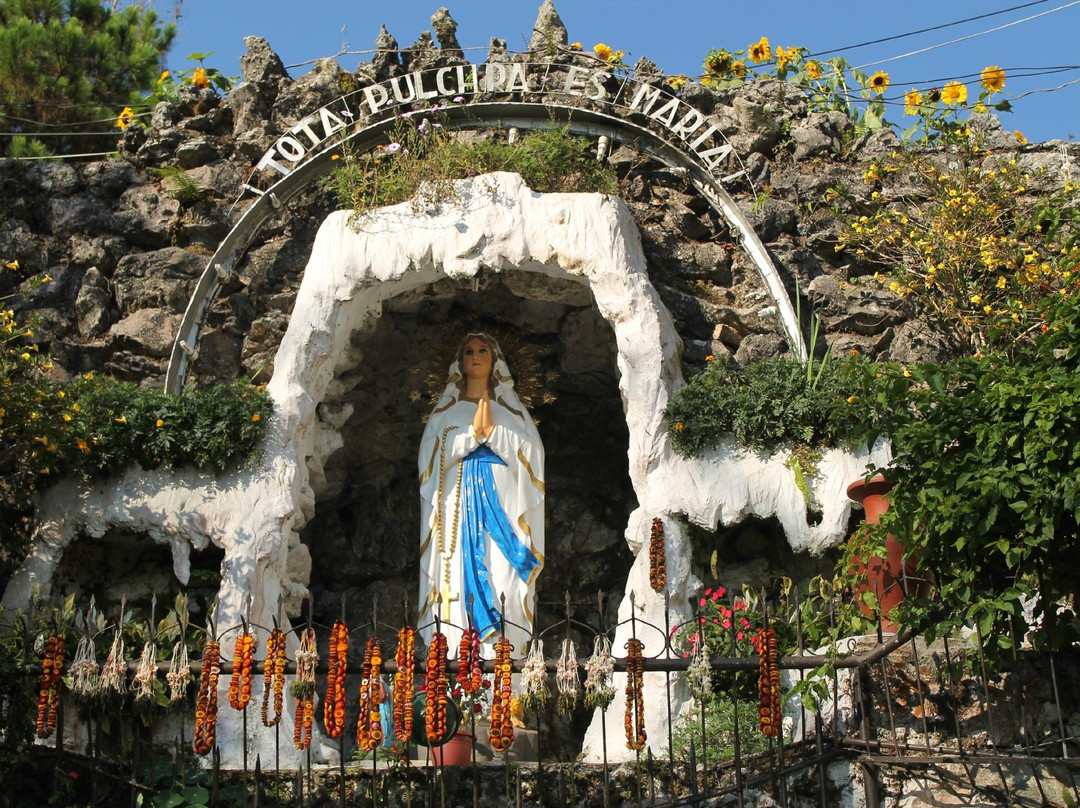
[792, 111, 851, 160]
[273, 58, 345, 127]
[184, 161, 247, 200]
[75, 268, 114, 338]
[885, 319, 958, 364]
[112, 184, 181, 248]
[150, 100, 182, 131]
[135, 127, 184, 167]
[193, 328, 242, 379]
[102, 350, 167, 383]
[239, 36, 291, 100]
[743, 197, 798, 242]
[112, 247, 204, 313]
[401, 31, 437, 73]
[47, 196, 106, 238]
[80, 160, 138, 198]
[109, 308, 181, 358]
[68, 236, 127, 275]
[730, 96, 780, 155]
[178, 106, 232, 134]
[33, 163, 80, 195]
[226, 81, 271, 138]
[486, 37, 509, 63]
[806, 274, 846, 315]
[529, 0, 568, 53]
[735, 333, 787, 364]
[851, 126, 901, 159]
[431, 8, 463, 60]
[15, 266, 78, 311]
[372, 26, 402, 80]
[175, 137, 220, 169]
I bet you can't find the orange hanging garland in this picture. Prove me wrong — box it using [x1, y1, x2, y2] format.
[488, 636, 514, 753]
[624, 637, 646, 750]
[323, 619, 348, 739]
[291, 627, 318, 750]
[261, 628, 287, 727]
[649, 517, 667, 592]
[755, 627, 782, 737]
[456, 627, 482, 695]
[424, 632, 449, 744]
[228, 631, 255, 711]
[355, 635, 384, 751]
[35, 634, 65, 739]
[192, 638, 221, 756]
[393, 626, 416, 742]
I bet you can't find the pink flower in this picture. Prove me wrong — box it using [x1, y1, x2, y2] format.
[713, 586, 726, 600]
[740, 618, 751, 629]
[722, 620, 731, 629]
[473, 704, 483, 713]
[699, 597, 707, 608]
[736, 631, 744, 641]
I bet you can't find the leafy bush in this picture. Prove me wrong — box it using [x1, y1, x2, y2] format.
[327, 117, 617, 218]
[665, 354, 867, 458]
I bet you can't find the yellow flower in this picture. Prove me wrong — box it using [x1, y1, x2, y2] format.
[114, 415, 127, 424]
[251, 413, 261, 422]
[774, 45, 795, 69]
[155, 418, 164, 428]
[71, 403, 80, 412]
[666, 74, 688, 90]
[904, 88, 923, 115]
[941, 82, 967, 106]
[846, 395, 856, 404]
[593, 43, 613, 62]
[157, 70, 170, 84]
[19, 352, 30, 361]
[980, 65, 1006, 93]
[997, 276, 1007, 289]
[1014, 130, 1028, 144]
[869, 71, 890, 94]
[331, 154, 340, 161]
[115, 107, 134, 130]
[76, 438, 90, 453]
[730, 60, 747, 78]
[192, 67, 210, 90]
[569, 42, 581, 51]
[804, 60, 822, 80]
[705, 355, 715, 362]
[674, 421, 684, 433]
[748, 37, 770, 63]
[4, 260, 19, 270]
[970, 294, 982, 304]
[62, 413, 71, 422]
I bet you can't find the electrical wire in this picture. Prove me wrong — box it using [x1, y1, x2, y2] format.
[807, 0, 1054, 58]
[852, 0, 1080, 70]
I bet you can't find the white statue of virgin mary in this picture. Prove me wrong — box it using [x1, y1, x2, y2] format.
[418, 333, 545, 655]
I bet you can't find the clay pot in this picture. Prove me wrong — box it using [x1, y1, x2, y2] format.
[846, 475, 927, 632]
[429, 730, 474, 767]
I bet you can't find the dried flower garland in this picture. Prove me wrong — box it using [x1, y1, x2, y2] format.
[69, 635, 100, 700]
[134, 640, 158, 703]
[192, 638, 220, 756]
[261, 628, 287, 727]
[355, 635, 383, 751]
[291, 628, 318, 750]
[101, 629, 127, 695]
[323, 620, 348, 738]
[755, 627, 781, 737]
[583, 635, 616, 709]
[488, 636, 514, 753]
[624, 637, 646, 750]
[393, 626, 416, 742]
[424, 631, 449, 744]
[649, 517, 667, 593]
[519, 640, 548, 712]
[35, 634, 65, 739]
[686, 638, 712, 703]
[555, 638, 580, 714]
[228, 631, 255, 711]
[167, 641, 191, 703]
[456, 627, 482, 695]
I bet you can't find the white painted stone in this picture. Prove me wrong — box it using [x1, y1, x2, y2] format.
[3, 173, 885, 768]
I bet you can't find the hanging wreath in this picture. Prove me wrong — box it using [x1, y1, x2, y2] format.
[192, 638, 220, 756]
[555, 638, 581, 714]
[101, 629, 126, 695]
[393, 626, 416, 742]
[424, 632, 449, 744]
[456, 627, 482, 695]
[228, 630, 255, 711]
[519, 639, 548, 712]
[323, 620, 348, 738]
[291, 627, 318, 750]
[355, 635, 384, 751]
[583, 635, 616, 710]
[488, 636, 514, 753]
[261, 628, 287, 727]
[69, 634, 100, 701]
[35, 634, 65, 739]
[649, 517, 667, 593]
[133, 639, 158, 703]
[624, 637, 646, 750]
[755, 627, 782, 737]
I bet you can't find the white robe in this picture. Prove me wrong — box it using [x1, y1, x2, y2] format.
[418, 397, 544, 657]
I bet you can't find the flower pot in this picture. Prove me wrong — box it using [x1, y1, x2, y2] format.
[429, 730, 474, 767]
[847, 475, 928, 632]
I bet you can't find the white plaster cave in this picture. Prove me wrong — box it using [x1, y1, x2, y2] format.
[3, 172, 884, 767]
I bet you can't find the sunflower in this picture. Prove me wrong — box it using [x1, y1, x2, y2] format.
[904, 88, 923, 116]
[774, 45, 795, 69]
[192, 67, 210, 90]
[804, 60, 823, 80]
[927, 87, 942, 103]
[941, 81, 967, 106]
[869, 71, 890, 94]
[704, 49, 731, 76]
[980, 65, 1006, 93]
[115, 107, 134, 130]
[593, 43, 613, 62]
[731, 60, 747, 79]
[748, 36, 771, 64]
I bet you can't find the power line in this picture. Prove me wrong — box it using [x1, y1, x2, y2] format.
[807, 0, 1054, 58]
[853, 0, 1080, 70]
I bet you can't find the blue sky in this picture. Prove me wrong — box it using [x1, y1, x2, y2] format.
[169, 1, 1080, 144]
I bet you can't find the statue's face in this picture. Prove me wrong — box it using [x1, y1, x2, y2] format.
[461, 337, 493, 382]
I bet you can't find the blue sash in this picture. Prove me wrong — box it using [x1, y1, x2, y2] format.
[459, 445, 540, 638]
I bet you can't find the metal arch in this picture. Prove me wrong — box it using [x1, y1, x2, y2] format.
[166, 102, 805, 393]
